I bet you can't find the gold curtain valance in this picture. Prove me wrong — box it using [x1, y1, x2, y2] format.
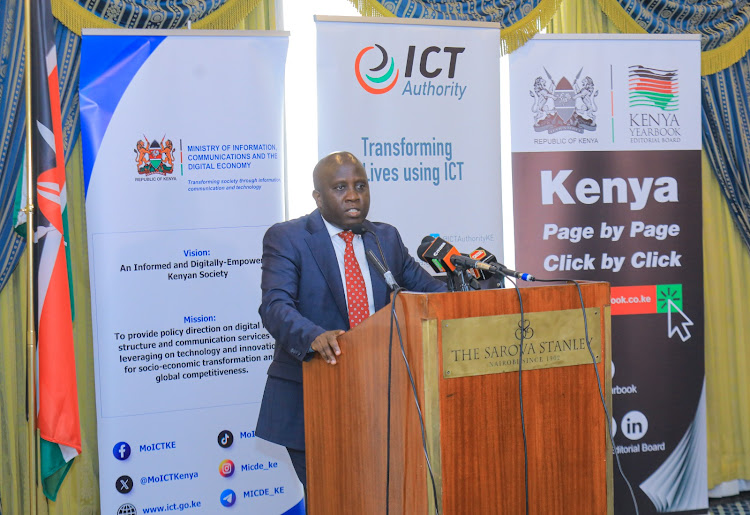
[597, 0, 750, 76]
[52, 0, 263, 35]
[345, 0, 565, 54]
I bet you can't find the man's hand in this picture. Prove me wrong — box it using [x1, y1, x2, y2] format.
[311, 330, 345, 365]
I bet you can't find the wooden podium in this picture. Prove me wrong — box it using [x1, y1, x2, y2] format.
[303, 282, 612, 514]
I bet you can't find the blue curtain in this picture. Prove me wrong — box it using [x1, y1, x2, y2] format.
[0, 8, 82, 294]
[57, 24, 81, 162]
[0, 0, 26, 293]
[376, 0, 542, 25]
[604, 0, 749, 51]
[702, 53, 750, 251]
[62, 0, 237, 27]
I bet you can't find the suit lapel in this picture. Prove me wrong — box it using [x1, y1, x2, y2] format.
[305, 211, 349, 323]
[363, 220, 388, 311]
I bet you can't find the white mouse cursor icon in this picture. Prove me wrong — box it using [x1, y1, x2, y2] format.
[667, 299, 694, 342]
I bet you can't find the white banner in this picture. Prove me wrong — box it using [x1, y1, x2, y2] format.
[80, 31, 303, 515]
[510, 34, 702, 153]
[316, 17, 503, 262]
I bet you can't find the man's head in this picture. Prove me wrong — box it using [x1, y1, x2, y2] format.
[312, 151, 370, 230]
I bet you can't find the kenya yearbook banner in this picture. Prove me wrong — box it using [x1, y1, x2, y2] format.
[316, 17, 502, 262]
[510, 35, 705, 514]
[80, 31, 303, 515]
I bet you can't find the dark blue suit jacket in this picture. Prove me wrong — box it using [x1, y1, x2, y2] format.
[255, 210, 445, 450]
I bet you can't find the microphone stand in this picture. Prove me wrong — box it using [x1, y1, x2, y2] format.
[446, 273, 457, 292]
[451, 269, 473, 291]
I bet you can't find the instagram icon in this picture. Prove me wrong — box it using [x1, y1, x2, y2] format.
[219, 459, 235, 477]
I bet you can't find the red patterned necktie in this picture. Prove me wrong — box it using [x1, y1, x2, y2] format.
[338, 230, 369, 328]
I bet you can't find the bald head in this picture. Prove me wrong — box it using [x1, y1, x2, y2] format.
[312, 151, 370, 229]
[313, 152, 362, 191]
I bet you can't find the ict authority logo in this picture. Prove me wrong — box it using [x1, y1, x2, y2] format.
[134, 135, 176, 175]
[355, 44, 399, 94]
[354, 43, 467, 99]
[529, 67, 598, 133]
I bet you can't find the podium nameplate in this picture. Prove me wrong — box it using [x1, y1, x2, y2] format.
[441, 308, 601, 378]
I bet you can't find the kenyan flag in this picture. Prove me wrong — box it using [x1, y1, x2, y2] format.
[14, 0, 82, 502]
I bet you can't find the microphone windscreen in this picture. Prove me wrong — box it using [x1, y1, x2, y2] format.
[350, 224, 367, 235]
[417, 240, 434, 263]
[417, 236, 442, 273]
[417, 236, 435, 254]
[419, 236, 459, 273]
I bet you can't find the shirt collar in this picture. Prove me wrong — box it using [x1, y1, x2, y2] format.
[321, 216, 363, 240]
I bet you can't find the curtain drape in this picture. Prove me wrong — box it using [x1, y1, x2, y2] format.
[700, 151, 750, 490]
[3, 0, 750, 509]
[596, 0, 750, 74]
[0, 0, 27, 294]
[0, 2, 275, 513]
[701, 53, 750, 253]
[347, 0, 565, 53]
[52, 0, 264, 33]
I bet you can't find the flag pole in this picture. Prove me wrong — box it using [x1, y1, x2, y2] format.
[22, 0, 39, 512]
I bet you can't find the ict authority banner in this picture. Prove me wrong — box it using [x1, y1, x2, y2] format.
[510, 35, 705, 514]
[316, 17, 502, 261]
[80, 30, 302, 515]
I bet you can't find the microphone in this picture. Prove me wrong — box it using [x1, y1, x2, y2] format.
[417, 236, 460, 273]
[349, 224, 367, 236]
[450, 254, 500, 273]
[366, 250, 400, 291]
[453, 247, 536, 282]
[467, 247, 498, 280]
[351, 223, 401, 290]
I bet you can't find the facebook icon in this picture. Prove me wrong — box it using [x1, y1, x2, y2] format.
[113, 442, 131, 461]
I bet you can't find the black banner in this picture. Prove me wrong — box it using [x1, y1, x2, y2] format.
[513, 149, 705, 514]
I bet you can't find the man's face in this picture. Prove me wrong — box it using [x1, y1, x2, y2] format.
[313, 160, 370, 229]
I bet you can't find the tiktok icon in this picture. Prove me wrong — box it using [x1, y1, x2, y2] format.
[217, 430, 234, 449]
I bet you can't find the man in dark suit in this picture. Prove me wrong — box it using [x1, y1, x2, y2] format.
[255, 151, 445, 490]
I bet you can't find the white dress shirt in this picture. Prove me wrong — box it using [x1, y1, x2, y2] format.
[321, 216, 376, 318]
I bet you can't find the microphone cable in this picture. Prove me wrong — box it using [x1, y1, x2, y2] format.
[533, 276, 640, 515]
[504, 275, 531, 515]
[385, 287, 440, 515]
[385, 287, 398, 515]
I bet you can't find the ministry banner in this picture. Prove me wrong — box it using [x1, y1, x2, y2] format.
[510, 35, 705, 514]
[80, 31, 302, 514]
[317, 17, 502, 263]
